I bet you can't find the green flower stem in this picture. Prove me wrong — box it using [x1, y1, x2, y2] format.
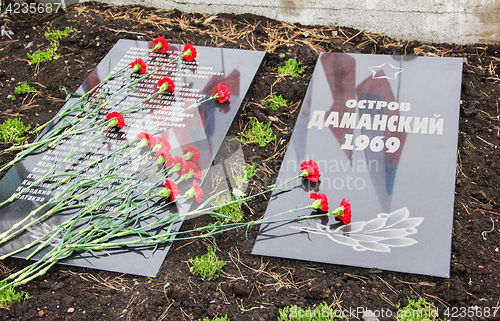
[4, 109, 101, 156]
[127, 192, 308, 241]
[0, 51, 303, 288]
[184, 176, 302, 218]
[15, 261, 57, 286]
[1, 173, 316, 286]
[16, 159, 166, 255]
[0, 134, 105, 209]
[13, 202, 92, 259]
[33, 77, 112, 134]
[0, 134, 104, 207]
[0, 66, 149, 172]
[182, 96, 216, 111]
[0, 147, 133, 244]
[51, 140, 137, 189]
[144, 94, 223, 134]
[0, 189, 86, 246]
[11, 199, 130, 261]
[121, 91, 160, 112]
[0, 260, 49, 289]
[59, 174, 181, 249]
[7, 88, 108, 152]
[46, 121, 99, 148]
[2, 57, 159, 165]
[99, 71, 152, 110]
[62, 197, 317, 251]
[2, 237, 76, 288]
[24, 228, 65, 260]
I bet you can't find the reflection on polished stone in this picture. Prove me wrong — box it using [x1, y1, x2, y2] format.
[0, 40, 265, 277]
[252, 52, 463, 278]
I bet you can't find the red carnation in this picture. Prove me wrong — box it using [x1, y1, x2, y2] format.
[154, 148, 172, 165]
[182, 145, 201, 162]
[181, 161, 202, 179]
[193, 180, 203, 203]
[136, 132, 154, 149]
[106, 112, 125, 129]
[151, 136, 171, 151]
[165, 156, 187, 175]
[129, 58, 147, 74]
[213, 83, 231, 103]
[137, 132, 153, 141]
[308, 193, 329, 212]
[165, 156, 186, 168]
[158, 77, 175, 93]
[161, 179, 178, 201]
[181, 44, 197, 62]
[182, 179, 203, 203]
[338, 199, 351, 225]
[328, 199, 351, 225]
[300, 160, 321, 182]
[152, 37, 169, 54]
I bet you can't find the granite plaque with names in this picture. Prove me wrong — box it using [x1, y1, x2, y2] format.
[252, 53, 463, 277]
[0, 39, 265, 277]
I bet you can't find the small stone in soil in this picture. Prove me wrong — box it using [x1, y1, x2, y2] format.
[232, 283, 250, 297]
[472, 190, 489, 202]
[452, 263, 467, 274]
[479, 203, 493, 211]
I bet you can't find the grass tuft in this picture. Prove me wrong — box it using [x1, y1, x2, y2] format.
[197, 315, 230, 321]
[397, 297, 446, 321]
[0, 117, 31, 145]
[268, 94, 288, 110]
[189, 246, 226, 281]
[240, 118, 275, 147]
[0, 281, 32, 308]
[14, 82, 38, 95]
[277, 58, 304, 78]
[278, 302, 343, 320]
[212, 194, 244, 223]
[45, 27, 73, 44]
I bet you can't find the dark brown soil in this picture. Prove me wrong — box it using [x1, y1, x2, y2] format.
[1, 2, 500, 320]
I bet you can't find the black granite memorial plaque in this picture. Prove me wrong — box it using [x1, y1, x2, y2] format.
[0, 39, 265, 277]
[252, 53, 463, 277]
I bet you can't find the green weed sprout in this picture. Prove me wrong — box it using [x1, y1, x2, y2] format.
[0, 118, 32, 145]
[277, 58, 304, 78]
[198, 315, 230, 321]
[244, 164, 257, 180]
[278, 302, 343, 320]
[0, 280, 31, 308]
[397, 297, 444, 321]
[14, 82, 38, 95]
[234, 164, 257, 189]
[234, 173, 247, 190]
[240, 118, 276, 147]
[189, 246, 226, 281]
[212, 194, 244, 223]
[45, 26, 73, 45]
[27, 27, 72, 73]
[27, 48, 60, 74]
[27, 48, 59, 64]
[268, 94, 288, 110]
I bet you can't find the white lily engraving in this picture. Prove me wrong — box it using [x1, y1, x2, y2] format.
[292, 207, 423, 252]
